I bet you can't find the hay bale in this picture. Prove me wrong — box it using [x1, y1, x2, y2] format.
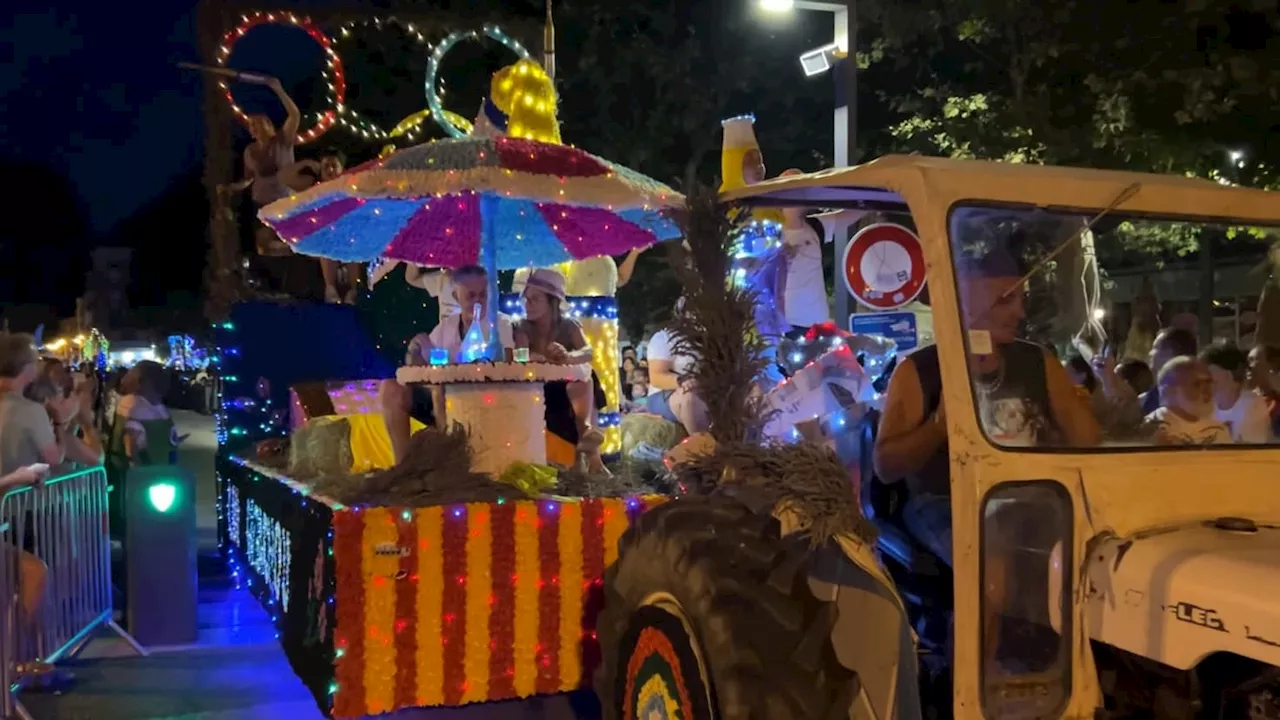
[621, 413, 686, 454]
[289, 417, 354, 479]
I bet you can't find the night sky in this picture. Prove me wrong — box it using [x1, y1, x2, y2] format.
[0, 0, 551, 327]
[0, 0, 822, 329]
[3, 1, 209, 323]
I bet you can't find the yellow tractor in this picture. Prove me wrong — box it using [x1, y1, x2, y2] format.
[595, 156, 1280, 719]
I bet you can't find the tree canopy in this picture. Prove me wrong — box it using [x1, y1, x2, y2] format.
[544, 0, 1275, 335]
[857, 0, 1278, 187]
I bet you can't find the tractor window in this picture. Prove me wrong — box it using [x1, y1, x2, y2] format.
[949, 204, 1280, 451]
[980, 481, 1072, 718]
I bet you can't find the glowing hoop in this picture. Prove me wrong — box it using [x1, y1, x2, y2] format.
[388, 109, 473, 141]
[328, 17, 432, 141]
[424, 24, 532, 138]
[216, 11, 342, 145]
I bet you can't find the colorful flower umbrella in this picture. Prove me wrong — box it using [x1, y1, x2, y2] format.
[259, 134, 683, 359]
[259, 136, 682, 266]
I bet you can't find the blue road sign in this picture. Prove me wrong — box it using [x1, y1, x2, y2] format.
[850, 312, 918, 352]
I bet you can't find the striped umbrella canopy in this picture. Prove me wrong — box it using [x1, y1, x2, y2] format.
[258, 135, 684, 268]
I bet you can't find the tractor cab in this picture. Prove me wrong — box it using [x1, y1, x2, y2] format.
[720, 155, 1280, 718]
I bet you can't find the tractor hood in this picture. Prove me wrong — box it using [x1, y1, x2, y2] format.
[1081, 520, 1280, 670]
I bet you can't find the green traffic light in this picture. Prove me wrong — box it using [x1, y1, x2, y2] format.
[148, 482, 178, 513]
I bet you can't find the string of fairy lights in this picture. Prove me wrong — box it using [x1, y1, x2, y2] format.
[216, 12, 531, 146]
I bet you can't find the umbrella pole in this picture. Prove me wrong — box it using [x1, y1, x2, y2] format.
[482, 194, 503, 361]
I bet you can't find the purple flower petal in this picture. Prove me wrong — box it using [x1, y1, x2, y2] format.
[267, 197, 365, 243]
[382, 192, 480, 267]
[535, 203, 660, 259]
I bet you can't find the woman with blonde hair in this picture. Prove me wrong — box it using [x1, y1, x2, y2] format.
[514, 268, 607, 471]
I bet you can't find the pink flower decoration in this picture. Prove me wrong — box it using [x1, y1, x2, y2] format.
[382, 193, 481, 267]
[271, 197, 364, 243]
[535, 204, 657, 259]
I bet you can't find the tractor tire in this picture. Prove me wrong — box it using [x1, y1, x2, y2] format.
[595, 494, 859, 719]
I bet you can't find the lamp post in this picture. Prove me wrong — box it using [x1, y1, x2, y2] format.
[758, 0, 857, 327]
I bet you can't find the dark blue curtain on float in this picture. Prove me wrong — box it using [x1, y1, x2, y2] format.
[215, 302, 394, 453]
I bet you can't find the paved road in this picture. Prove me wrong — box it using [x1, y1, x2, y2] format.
[18, 411, 585, 720]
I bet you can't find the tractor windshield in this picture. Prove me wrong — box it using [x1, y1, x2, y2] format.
[948, 203, 1280, 450]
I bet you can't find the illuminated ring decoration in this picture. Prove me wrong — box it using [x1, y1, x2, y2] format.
[327, 17, 433, 141]
[217, 12, 342, 145]
[388, 109, 473, 143]
[425, 24, 532, 138]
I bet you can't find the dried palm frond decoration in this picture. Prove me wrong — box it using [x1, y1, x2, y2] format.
[666, 186, 773, 444]
[672, 440, 876, 546]
[309, 423, 504, 506]
[658, 186, 870, 545]
[303, 422, 663, 506]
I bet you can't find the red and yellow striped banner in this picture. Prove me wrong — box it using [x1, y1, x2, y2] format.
[331, 495, 666, 718]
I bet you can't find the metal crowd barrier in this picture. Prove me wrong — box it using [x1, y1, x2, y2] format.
[2, 465, 145, 720]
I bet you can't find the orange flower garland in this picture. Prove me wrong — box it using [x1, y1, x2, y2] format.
[362, 507, 398, 714]
[327, 496, 668, 718]
[414, 508, 444, 706]
[462, 503, 492, 702]
[331, 510, 366, 718]
[512, 501, 541, 696]
[557, 500, 585, 687]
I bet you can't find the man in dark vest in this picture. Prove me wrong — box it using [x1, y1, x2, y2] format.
[873, 250, 1099, 566]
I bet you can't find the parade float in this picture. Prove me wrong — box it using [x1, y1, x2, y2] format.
[212, 39, 694, 715]
[205, 10, 906, 718]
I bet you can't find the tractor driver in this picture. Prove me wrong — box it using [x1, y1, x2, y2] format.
[873, 250, 1099, 567]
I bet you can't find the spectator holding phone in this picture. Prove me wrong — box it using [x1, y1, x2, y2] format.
[0, 339, 75, 687]
[0, 334, 79, 474]
[24, 358, 103, 466]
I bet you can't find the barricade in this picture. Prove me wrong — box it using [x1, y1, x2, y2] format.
[1, 465, 145, 720]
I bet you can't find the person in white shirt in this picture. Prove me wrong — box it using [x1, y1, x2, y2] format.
[778, 169, 830, 330]
[643, 299, 710, 434]
[404, 264, 460, 321]
[1202, 343, 1274, 443]
[377, 266, 514, 464]
[1142, 356, 1231, 445]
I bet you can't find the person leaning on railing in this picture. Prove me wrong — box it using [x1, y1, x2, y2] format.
[0, 339, 76, 688]
[0, 334, 97, 474]
[2, 463, 51, 618]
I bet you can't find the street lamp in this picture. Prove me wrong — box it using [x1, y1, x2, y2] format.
[757, 0, 858, 326]
[799, 42, 842, 76]
[757, 0, 855, 167]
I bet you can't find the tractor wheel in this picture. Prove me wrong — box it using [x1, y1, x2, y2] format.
[595, 495, 859, 719]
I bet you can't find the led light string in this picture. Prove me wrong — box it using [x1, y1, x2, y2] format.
[425, 25, 533, 139]
[217, 13, 526, 145]
[328, 17, 434, 142]
[217, 12, 343, 145]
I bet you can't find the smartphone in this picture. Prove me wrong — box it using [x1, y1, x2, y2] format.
[25, 463, 50, 477]
[1071, 337, 1095, 363]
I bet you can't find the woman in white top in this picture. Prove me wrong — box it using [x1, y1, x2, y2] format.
[1202, 343, 1274, 442]
[778, 171, 830, 330]
[643, 298, 710, 434]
